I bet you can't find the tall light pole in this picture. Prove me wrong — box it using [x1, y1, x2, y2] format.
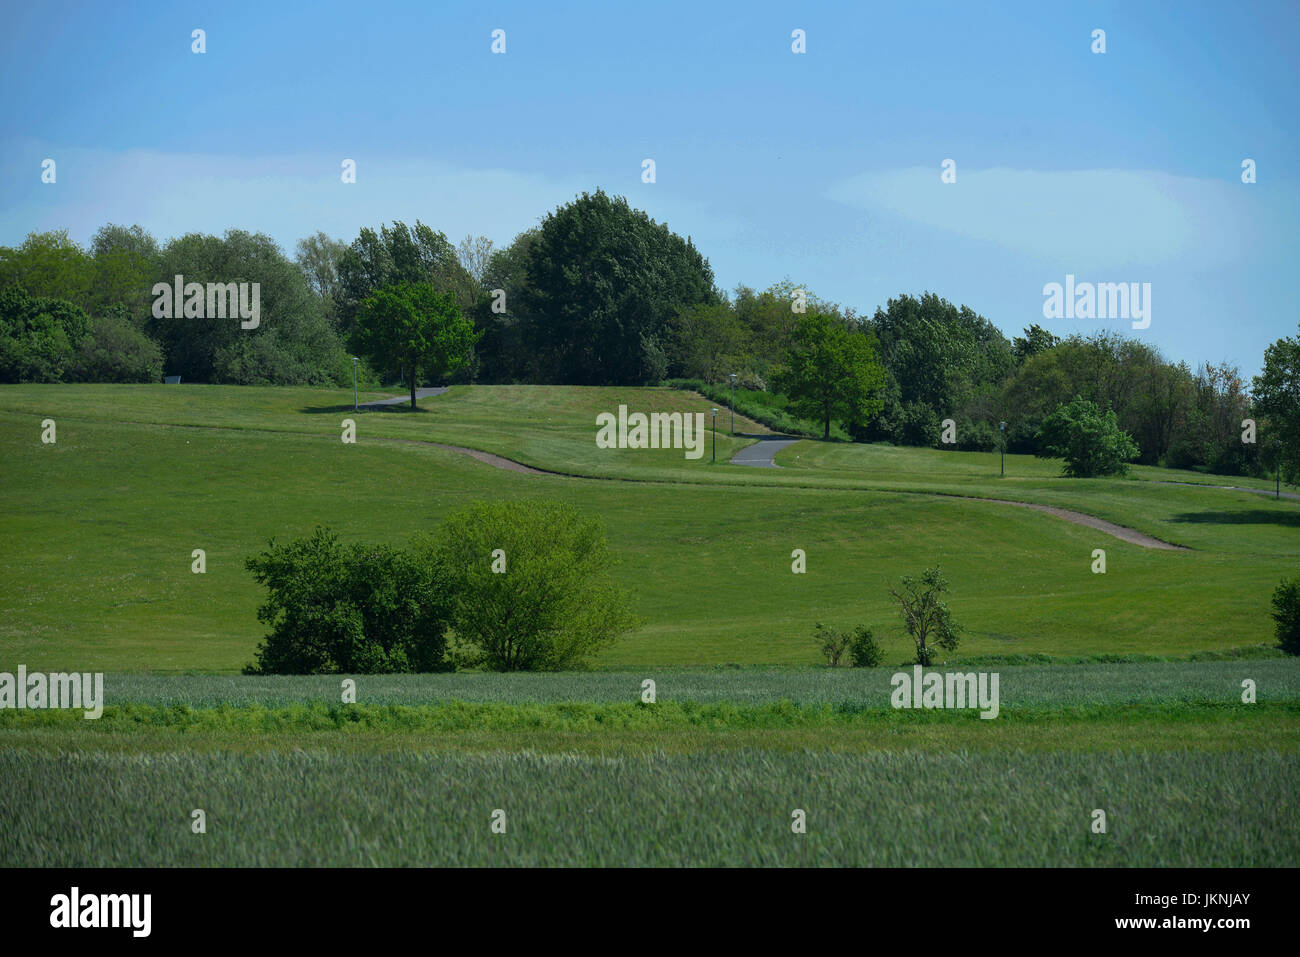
[1000, 421, 1006, 477]
[729, 372, 737, 436]
[712, 408, 718, 463]
[1277, 438, 1283, 499]
[352, 356, 360, 411]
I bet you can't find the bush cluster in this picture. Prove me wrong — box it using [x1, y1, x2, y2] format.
[244, 500, 635, 675]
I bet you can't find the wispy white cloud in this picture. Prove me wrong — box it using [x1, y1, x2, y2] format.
[0, 144, 743, 253]
[825, 166, 1255, 271]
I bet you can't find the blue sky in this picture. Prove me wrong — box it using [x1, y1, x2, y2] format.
[2, 0, 1297, 379]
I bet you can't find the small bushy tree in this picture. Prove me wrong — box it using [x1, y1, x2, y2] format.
[849, 626, 884, 667]
[814, 622, 852, 667]
[1273, 578, 1300, 656]
[1036, 395, 1139, 477]
[244, 527, 453, 674]
[890, 565, 962, 666]
[418, 499, 636, 671]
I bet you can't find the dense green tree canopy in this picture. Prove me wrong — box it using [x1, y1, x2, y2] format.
[861, 292, 1012, 445]
[774, 313, 886, 439]
[416, 499, 636, 671]
[517, 190, 717, 385]
[335, 221, 474, 341]
[153, 229, 347, 385]
[1036, 395, 1141, 478]
[1253, 324, 1300, 482]
[351, 281, 479, 408]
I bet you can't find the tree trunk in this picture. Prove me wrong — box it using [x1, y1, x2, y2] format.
[409, 367, 417, 410]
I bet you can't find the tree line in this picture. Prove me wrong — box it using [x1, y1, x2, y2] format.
[1, 188, 1295, 480]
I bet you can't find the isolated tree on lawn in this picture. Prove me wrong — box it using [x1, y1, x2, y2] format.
[1253, 325, 1300, 484]
[351, 281, 479, 409]
[1272, 578, 1300, 656]
[890, 565, 962, 667]
[774, 312, 885, 439]
[416, 499, 637, 671]
[1035, 395, 1139, 477]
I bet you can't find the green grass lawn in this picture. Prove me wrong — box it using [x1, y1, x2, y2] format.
[2, 383, 1296, 671]
[2, 383, 1296, 867]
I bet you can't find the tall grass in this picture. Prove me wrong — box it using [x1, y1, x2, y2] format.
[3, 748, 1293, 866]
[55, 659, 1300, 708]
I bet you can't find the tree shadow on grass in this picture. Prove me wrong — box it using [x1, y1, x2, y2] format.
[298, 403, 432, 414]
[1170, 509, 1300, 528]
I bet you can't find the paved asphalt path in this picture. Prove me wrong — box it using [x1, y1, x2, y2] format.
[1153, 480, 1300, 503]
[358, 386, 449, 408]
[729, 434, 802, 468]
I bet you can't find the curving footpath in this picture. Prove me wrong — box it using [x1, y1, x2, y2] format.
[358, 386, 450, 408]
[368, 391, 1195, 550]
[729, 434, 802, 468]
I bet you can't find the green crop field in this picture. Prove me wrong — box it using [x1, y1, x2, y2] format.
[1, 383, 1297, 866]
[2, 748, 1295, 867]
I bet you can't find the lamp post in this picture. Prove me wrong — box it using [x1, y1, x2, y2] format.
[729, 372, 737, 436]
[1277, 438, 1283, 500]
[1000, 421, 1006, 477]
[352, 357, 360, 411]
[712, 408, 718, 463]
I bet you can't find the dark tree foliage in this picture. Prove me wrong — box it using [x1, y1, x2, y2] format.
[335, 221, 475, 344]
[0, 285, 89, 382]
[244, 528, 453, 675]
[1035, 395, 1140, 477]
[773, 312, 885, 439]
[1273, 578, 1300, 656]
[857, 292, 1013, 445]
[517, 190, 717, 385]
[1253, 324, 1300, 484]
[151, 229, 349, 386]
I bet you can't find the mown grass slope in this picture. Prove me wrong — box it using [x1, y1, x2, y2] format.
[2, 384, 1296, 670]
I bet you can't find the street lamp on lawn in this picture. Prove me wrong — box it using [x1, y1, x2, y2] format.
[352, 357, 360, 411]
[712, 408, 718, 463]
[1277, 437, 1283, 499]
[1000, 421, 1006, 477]
[729, 373, 737, 436]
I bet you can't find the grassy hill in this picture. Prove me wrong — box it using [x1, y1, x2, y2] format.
[2, 383, 1296, 671]
[3, 383, 1297, 867]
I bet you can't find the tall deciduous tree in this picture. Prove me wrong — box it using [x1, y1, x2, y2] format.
[335, 221, 475, 341]
[773, 313, 885, 439]
[1253, 324, 1300, 482]
[668, 302, 748, 383]
[351, 281, 479, 409]
[295, 232, 349, 327]
[518, 190, 716, 385]
[153, 229, 347, 385]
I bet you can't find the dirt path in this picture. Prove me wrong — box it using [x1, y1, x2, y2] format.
[426, 442, 1186, 549]
[429, 443, 551, 475]
[1152, 480, 1300, 503]
[342, 387, 1186, 549]
[964, 496, 1187, 550]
